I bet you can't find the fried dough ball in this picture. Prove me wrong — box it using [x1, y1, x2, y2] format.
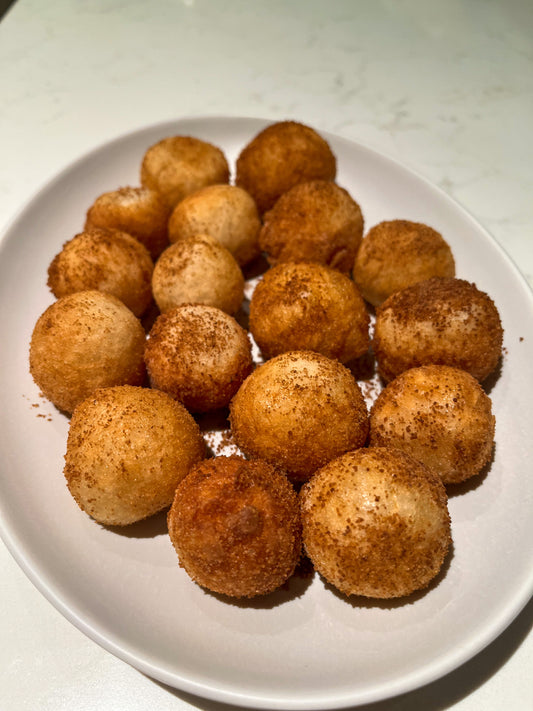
[152, 234, 244, 315]
[353, 220, 456, 307]
[29, 291, 146, 414]
[64, 385, 205, 526]
[168, 456, 302, 598]
[145, 304, 253, 413]
[369, 365, 495, 485]
[259, 180, 364, 272]
[249, 262, 369, 363]
[140, 136, 230, 210]
[85, 186, 171, 259]
[168, 184, 261, 266]
[235, 120, 337, 215]
[300, 447, 451, 598]
[47, 227, 154, 318]
[229, 351, 369, 481]
[373, 277, 503, 383]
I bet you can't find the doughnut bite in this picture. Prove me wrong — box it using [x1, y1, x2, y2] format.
[47, 227, 154, 318]
[64, 386, 205, 526]
[168, 456, 302, 598]
[259, 180, 364, 272]
[140, 136, 229, 210]
[373, 277, 503, 382]
[85, 186, 171, 259]
[235, 120, 337, 214]
[353, 220, 455, 307]
[369, 365, 495, 484]
[168, 184, 261, 267]
[229, 351, 369, 482]
[29, 290, 146, 414]
[152, 234, 244, 315]
[145, 304, 253, 413]
[249, 261, 369, 363]
[300, 447, 452, 598]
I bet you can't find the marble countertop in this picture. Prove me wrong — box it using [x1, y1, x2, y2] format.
[1, 1, 532, 709]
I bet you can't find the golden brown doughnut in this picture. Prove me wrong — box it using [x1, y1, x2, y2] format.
[64, 385, 205, 526]
[353, 220, 456, 306]
[144, 304, 253, 412]
[84, 186, 171, 259]
[249, 261, 369, 362]
[229, 351, 369, 481]
[258, 180, 364, 272]
[300, 446, 452, 598]
[369, 365, 495, 484]
[47, 227, 154, 318]
[140, 136, 229, 210]
[235, 120, 336, 214]
[168, 184, 261, 266]
[167, 456, 302, 598]
[29, 290, 146, 414]
[373, 277, 503, 382]
[152, 234, 244, 315]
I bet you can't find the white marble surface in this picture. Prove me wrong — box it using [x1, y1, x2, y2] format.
[0, 1, 532, 709]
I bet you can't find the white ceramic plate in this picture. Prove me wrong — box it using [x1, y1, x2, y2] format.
[0, 117, 532, 710]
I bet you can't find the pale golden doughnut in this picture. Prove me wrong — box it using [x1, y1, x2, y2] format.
[152, 234, 244, 315]
[29, 290, 146, 414]
[249, 261, 369, 362]
[229, 350, 369, 481]
[47, 227, 154, 318]
[300, 446, 451, 598]
[168, 184, 261, 266]
[64, 385, 205, 526]
[235, 120, 336, 215]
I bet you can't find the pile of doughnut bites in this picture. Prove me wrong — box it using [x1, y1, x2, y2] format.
[29, 121, 503, 601]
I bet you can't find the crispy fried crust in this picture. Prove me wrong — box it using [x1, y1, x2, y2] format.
[140, 136, 229, 210]
[168, 184, 261, 266]
[29, 290, 146, 414]
[258, 180, 364, 272]
[235, 121, 336, 214]
[369, 365, 495, 484]
[300, 446, 451, 598]
[152, 234, 244, 315]
[168, 456, 302, 598]
[144, 304, 253, 412]
[249, 261, 369, 362]
[48, 227, 154, 318]
[64, 385, 205, 526]
[85, 186, 171, 259]
[353, 220, 455, 306]
[373, 277, 503, 382]
[229, 351, 369, 481]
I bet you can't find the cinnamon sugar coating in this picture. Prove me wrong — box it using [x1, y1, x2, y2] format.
[48, 227, 154, 318]
[64, 385, 205, 526]
[369, 365, 495, 484]
[145, 304, 253, 413]
[168, 456, 302, 598]
[259, 180, 364, 272]
[249, 261, 369, 363]
[29, 290, 146, 414]
[300, 446, 451, 598]
[85, 186, 171, 259]
[235, 120, 336, 215]
[353, 220, 455, 306]
[373, 277, 503, 382]
[152, 234, 244, 315]
[140, 136, 229, 210]
[229, 351, 369, 481]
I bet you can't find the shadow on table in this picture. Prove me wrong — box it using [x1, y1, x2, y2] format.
[148, 594, 533, 710]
